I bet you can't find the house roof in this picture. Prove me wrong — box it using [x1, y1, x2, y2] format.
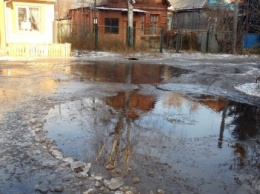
[168, 0, 207, 11]
[70, 0, 171, 10]
[70, 0, 108, 10]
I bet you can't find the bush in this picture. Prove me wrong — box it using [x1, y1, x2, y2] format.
[181, 32, 199, 51]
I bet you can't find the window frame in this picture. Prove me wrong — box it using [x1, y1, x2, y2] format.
[141, 15, 145, 35]
[105, 18, 119, 34]
[150, 14, 159, 35]
[17, 6, 41, 32]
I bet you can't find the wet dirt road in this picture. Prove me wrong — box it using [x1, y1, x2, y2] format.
[0, 53, 259, 194]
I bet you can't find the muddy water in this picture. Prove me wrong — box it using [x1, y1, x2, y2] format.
[44, 63, 260, 193]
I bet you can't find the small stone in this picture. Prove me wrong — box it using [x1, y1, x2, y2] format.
[157, 189, 165, 194]
[75, 173, 84, 178]
[35, 184, 49, 193]
[95, 181, 102, 188]
[79, 171, 89, 178]
[51, 149, 63, 159]
[71, 161, 84, 169]
[132, 177, 140, 184]
[115, 168, 122, 174]
[126, 191, 136, 194]
[63, 174, 74, 181]
[78, 181, 84, 186]
[105, 177, 124, 191]
[115, 191, 124, 194]
[63, 157, 74, 163]
[105, 164, 114, 170]
[100, 186, 105, 191]
[54, 185, 64, 192]
[94, 175, 103, 181]
[148, 172, 155, 177]
[70, 161, 89, 173]
[35, 136, 46, 143]
[60, 162, 70, 168]
[82, 163, 91, 173]
[83, 188, 96, 194]
[120, 186, 137, 194]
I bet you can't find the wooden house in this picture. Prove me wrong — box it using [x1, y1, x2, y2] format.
[68, 0, 170, 46]
[167, 0, 239, 52]
[0, 0, 71, 57]
[168, 0, 234, 31]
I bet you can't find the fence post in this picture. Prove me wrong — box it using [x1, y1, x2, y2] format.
[176, 32, 181, 53]
[127, 27, 130, 47]
[160, 27, 164, 53]
[206, 30, 210, 53]
[94, 24, 98, 50]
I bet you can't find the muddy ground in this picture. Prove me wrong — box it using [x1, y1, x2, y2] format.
[0, 52, 259, 194]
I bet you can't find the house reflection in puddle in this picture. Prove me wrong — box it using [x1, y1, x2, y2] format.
[43, 62, 260, 192]
[70, 62, 186, 84]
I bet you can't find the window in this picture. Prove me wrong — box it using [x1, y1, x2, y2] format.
[105, 18, 119, 34]
[18, 6, 40, 31]
[141, 15, 145, 35]
[150, 14, 158, 35]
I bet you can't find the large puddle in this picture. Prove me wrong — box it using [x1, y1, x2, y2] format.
[44, 63, 260, 193]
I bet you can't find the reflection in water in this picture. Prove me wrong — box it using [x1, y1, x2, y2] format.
[45, 90, 260, 193]
[0, 63, 69, 121]
[228, 102, 259, 140]
[69, 63, 187, 84]
[0, 68, 31, 76]
[43, 62, 259, 193]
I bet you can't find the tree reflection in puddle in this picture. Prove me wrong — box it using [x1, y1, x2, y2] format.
[44, 90, 260, 193]
[44, 62, 259, 193]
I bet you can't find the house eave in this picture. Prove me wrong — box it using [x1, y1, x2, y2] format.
[172, 7, 203, 12]
[93, 6, 146, 13]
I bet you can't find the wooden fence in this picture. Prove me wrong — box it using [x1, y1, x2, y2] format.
[8, 43, 71, 57]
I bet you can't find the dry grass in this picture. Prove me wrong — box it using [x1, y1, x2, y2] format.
[61, 32, 152, 54]
[181, 32, 199, 51]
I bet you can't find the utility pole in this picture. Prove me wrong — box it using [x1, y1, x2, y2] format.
[94, 0, 98, 50]
[232, 0, 239, 54]
[127, 0, 135, 47]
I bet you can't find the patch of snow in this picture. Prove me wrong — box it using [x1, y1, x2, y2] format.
[157, 83, 228, 96]
[244, 67, 260, 76]
[70, 50, 260, 61]
[160, 52, 260, 60]
[235, 83, 260, 98]
[72, 50, 122, 58]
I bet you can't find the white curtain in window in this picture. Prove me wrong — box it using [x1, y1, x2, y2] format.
[29, 8, 40, 31]
[18, 8, 27, 30]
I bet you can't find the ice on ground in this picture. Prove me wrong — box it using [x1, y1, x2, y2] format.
[235, 83, 260, 98]
[72, 50, 121, 58]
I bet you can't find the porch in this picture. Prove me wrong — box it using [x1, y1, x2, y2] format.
[7, 43, 71, 57]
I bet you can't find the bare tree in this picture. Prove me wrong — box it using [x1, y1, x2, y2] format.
[239, 0, 260, 34]
[55, 0, 75, 19]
